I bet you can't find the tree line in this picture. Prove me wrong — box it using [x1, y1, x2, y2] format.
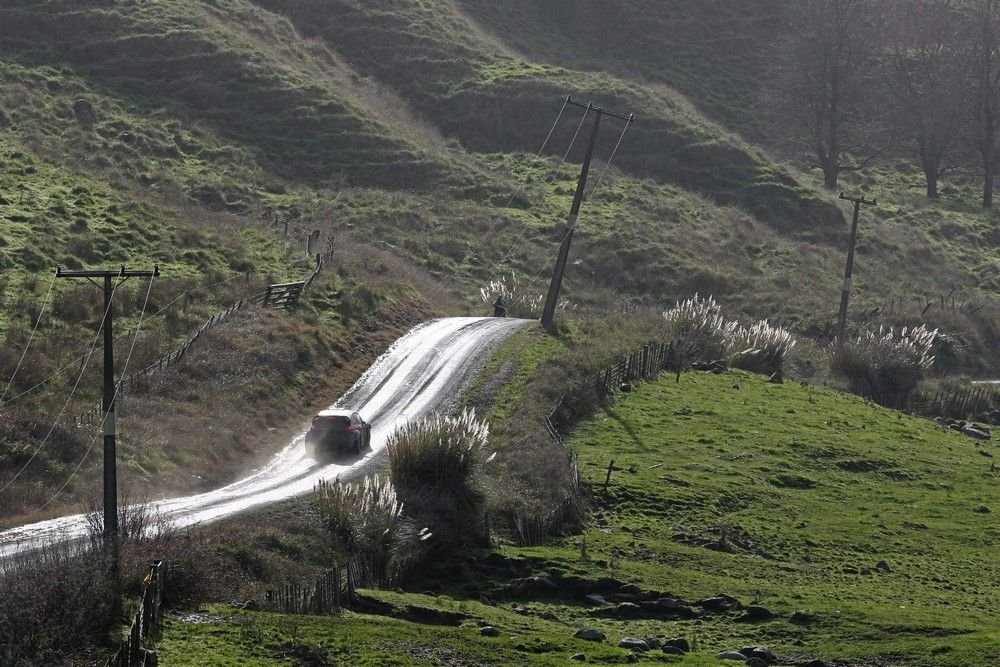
[765, 0, 1000, 206]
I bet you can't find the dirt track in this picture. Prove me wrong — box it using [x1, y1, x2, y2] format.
[0, 316, 529, 559]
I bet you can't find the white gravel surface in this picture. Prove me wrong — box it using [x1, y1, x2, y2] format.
[0, 316, 530, 559]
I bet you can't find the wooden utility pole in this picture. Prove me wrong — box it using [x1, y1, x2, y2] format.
[56, 264, 159, 576]
[835, 193, 876, 345]
[541, 97, 633, 331]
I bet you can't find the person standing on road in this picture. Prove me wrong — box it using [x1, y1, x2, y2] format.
[493, 295, 508, 317]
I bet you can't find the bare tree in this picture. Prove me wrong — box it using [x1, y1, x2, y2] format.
[885, 0, 968, 200]
[965, 0, 1000, 207]
[765, 0, 885, 189]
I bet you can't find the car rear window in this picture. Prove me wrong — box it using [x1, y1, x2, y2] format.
[313, 415, 350, 426]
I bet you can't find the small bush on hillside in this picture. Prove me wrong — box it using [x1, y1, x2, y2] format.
[662, 294, 729, 363]
[387, 409, 491, 547]
[726, 319, 797, 376]
[0, 542, 115, 665]
[830, 325, 937, 408]
[662, 294, 795, 375]
[479, 272, 571, 319]
[313, 476, 427, 586]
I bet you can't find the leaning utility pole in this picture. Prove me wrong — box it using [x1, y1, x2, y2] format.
[541, 97, 633, 331]
[56, 264, 159, 576]
[835, 193, 876, 345]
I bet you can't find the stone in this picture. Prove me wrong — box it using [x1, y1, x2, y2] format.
[574, 628, 606, 642]
[511, 604, 529, 615]
[805, 661, 828, 667]
[570, 653, 586, 661]
[642, 637, 660, 649]
[963, 426, 991, 440]
[618, 638, 650, 652]
[768, 372, 784, 384]
[664, 637, 690, 652]
[480, 626, 500, 637]
[661, 645, 686, 655]
[745, 658, 768, 667]
[974, 504, 992, 514]
[697, 593, 742, 612]
[842, 565, 860, 574]
[737, 605, 775, 622]
[613, 602, 642, 616]
[618, 583, 643, 595]
[625, 654, 639, 663]
[718, 650, 750, 661]
[742, 645, 777, 663]
[875, 560, 891, 573]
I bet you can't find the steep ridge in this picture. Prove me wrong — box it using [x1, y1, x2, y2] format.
[0, 0, 470, 189]
[252, 0, 841, 234]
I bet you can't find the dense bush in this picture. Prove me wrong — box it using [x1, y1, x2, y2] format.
[386, 409, 491, 547]
[726, 319, 797, 376]
[313, 476, 428, 587]
[662, 294, 730, 363]
[830, 325, 937, 408]
[662, 294, 796, 375]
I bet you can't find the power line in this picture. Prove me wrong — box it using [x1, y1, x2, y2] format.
[0, 270, 250, 410]
[422, 97, 577, 304]
[0, 273, 57, 405]
[0, 279, 120, 494]
[34, 273, 155, 515]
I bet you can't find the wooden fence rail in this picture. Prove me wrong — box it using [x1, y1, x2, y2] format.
[106, 560, 166, 667]
[909, 386, 998, 419]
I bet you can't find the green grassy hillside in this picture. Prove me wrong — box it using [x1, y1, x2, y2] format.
[1, 0, 999, 526]
[157, 368, 1000, 666]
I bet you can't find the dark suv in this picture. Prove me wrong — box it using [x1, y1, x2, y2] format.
[305, 409, 371, 459]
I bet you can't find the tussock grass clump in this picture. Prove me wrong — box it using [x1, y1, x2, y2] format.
[480, 272, 570, 319]
[726, 319, 797, 376]
[663, 294, 796, 375]
[831, 325, 937, 408]
[662, 294, 729, 363]
[313, 476, 427, 586]
[387, 409, 491, 546]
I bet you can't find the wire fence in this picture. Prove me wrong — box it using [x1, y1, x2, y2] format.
[106, 560, 166, 667]
[909, 385, 999, 420]
[75, 249, 335, 427]
[264, 557, 360, 615]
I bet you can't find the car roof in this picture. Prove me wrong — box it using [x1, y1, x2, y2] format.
[316, 409, 356, 418]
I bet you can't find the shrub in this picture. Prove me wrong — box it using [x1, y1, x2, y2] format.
[725, 319, 797, 376]
[313, 476, 427, 586]
[479, 272, 571, 319]
[662, 294, 796, 375]
[662, 294, 729, 363]
[830, 325, 937, 408]
[386, 409, 491, 547]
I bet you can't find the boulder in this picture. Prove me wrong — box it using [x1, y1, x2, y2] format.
[718, 650, 750, 661]
[737, 605, 775, 622]
[618, 638, 650, 652]
[583, 594, 611, 606]
[664, 638, 689, 652]
[742, 645, 777, 663]
[790, 610, 819, 625]
[574, 628, 606, 642]
[570, 653, 586, 661]
[746, 659, 768, 667]
[874, 560, 891, 573]
[963, 426, 991, 440]
[72, 98, 96, 125]
[480, 626, 500, 637]
[661, 645, 686, 655]
[697, 593, 742, 612]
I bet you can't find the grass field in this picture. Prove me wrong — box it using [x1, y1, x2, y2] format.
[158, 361, 1000, 666]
